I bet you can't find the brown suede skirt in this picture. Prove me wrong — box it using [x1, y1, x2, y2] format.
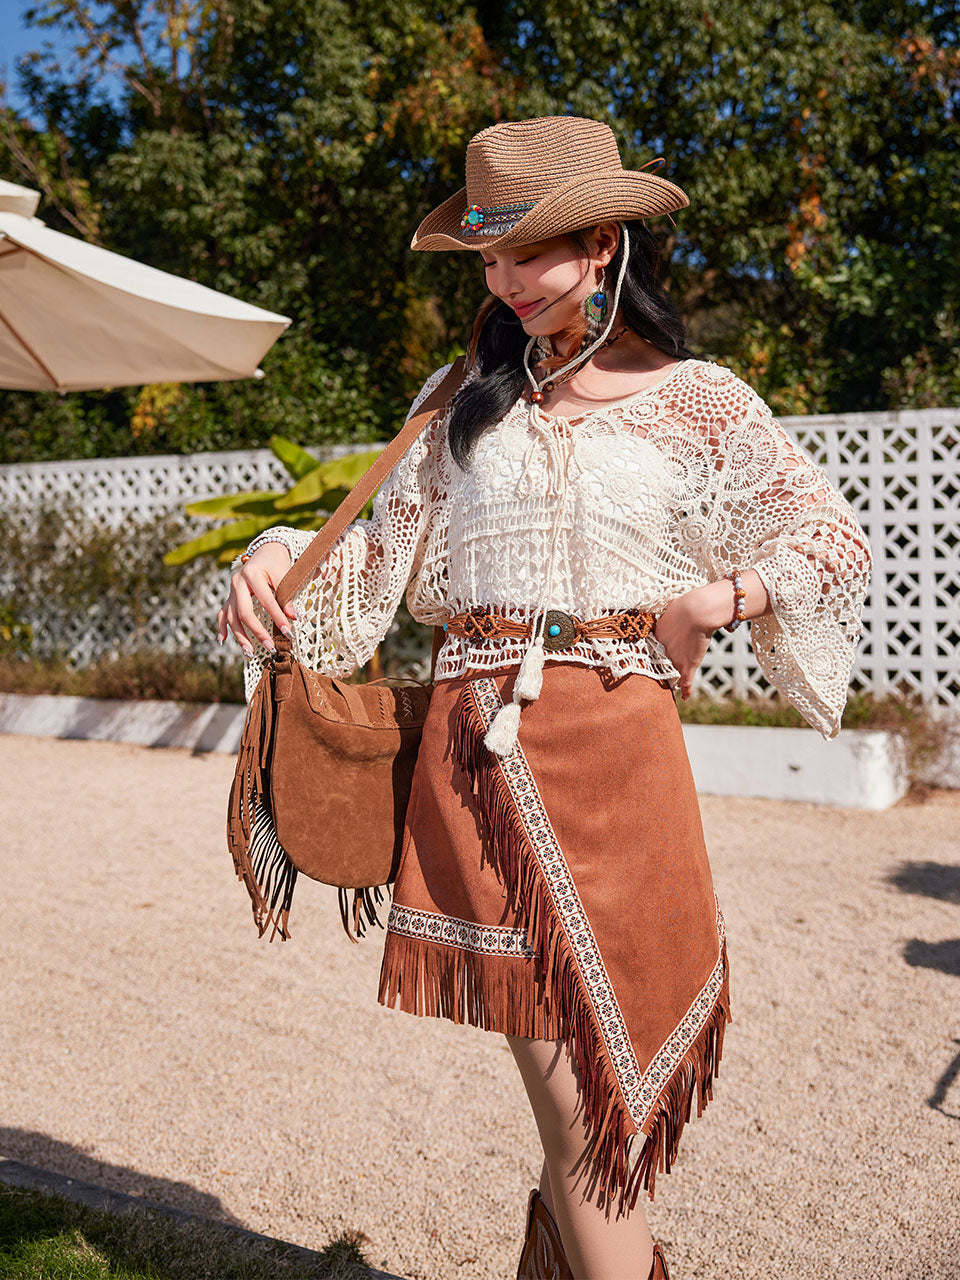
[377, 661, 730, 1213]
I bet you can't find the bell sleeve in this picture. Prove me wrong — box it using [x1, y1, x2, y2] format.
[232, 363, 453, 702]
[678, 369, 873, 739]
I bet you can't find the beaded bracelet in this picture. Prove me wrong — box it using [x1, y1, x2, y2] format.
[722, 568, 747, 632]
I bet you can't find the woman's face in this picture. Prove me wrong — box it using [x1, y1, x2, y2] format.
[478, 223, 619, 345]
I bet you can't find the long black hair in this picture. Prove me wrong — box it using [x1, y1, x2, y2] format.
[447, 218, 695, 469]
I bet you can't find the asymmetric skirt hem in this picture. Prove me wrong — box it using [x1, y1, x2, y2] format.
[376, 662, 732, 1210]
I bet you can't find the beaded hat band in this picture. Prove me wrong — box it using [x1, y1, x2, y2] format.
[460, 201, 537, 235]
[411, 115, 689, 253]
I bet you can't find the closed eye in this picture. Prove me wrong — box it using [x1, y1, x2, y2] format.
[482, 256, 537, 268]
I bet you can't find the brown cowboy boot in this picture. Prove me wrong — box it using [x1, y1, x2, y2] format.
[516, 1187, 671, 1280]
[648, 1243, 671, 1279]
[516, 1188, 573, 1280]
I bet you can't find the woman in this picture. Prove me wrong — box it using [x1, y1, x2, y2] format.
[218, 116, 872, 1279]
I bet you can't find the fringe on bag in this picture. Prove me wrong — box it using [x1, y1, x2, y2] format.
[226, 662, 391, 942]
[338, 885, 391, 942]
[452, 679, 731, 1213]
[226, 663, 297, 940]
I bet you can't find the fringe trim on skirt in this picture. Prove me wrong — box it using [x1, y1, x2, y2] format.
[379, 935, 564, 1039]
[450, 676, 732, 1212]
[377, 664, 732, 1213]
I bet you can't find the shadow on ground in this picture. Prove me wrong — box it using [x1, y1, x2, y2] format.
[0, 1150, 401, 1278]
[0, 1128, 241, 1226]
[903, 937, 960, 977]
[888, 860, 960, 977]
[887, 861, 960, 1121]
[927, 1038, 960, 1120]
[0, 1177, 370, 1279]
[887, 860, 960, 904]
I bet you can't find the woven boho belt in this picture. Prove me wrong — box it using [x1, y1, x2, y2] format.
[443, 605, 658, 652]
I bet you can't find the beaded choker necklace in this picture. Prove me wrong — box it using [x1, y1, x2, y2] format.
[529, 324, 629, 404]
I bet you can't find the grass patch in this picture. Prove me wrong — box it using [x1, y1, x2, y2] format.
[0, 652, 246, 705]
[0, 1183, 373, 1279]
[675, 694, 807, 729]
[0, 649, 403, 703]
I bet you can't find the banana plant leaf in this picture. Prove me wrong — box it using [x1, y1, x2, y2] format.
[163, 514, 285, 566]
[167, 442, 385, 568]
[275, 448, 383, 510]
[184, 490, 285, 519]
[208, 511, 334, 567]
[268, 435, 323, 482]
[212, 545, 257, 568]
[272, 496, 373, 520]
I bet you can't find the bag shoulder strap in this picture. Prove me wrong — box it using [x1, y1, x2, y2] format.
[274, 355, 468, 611]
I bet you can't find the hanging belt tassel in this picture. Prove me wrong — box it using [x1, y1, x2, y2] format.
[515, 638, 546, 701]
[483, 700, 522, 758]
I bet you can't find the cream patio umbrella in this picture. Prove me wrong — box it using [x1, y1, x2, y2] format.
[0, 178, 290, 391]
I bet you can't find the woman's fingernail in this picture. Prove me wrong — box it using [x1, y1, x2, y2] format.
[287, 608, 298, 619]
[280, 625, 293, 639]
[242, 648, 253, 662]
[264, 638, 276, 653]
[217, 635, 224, 646]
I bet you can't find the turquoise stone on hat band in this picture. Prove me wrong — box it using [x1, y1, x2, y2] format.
[460, 199, 537, 236]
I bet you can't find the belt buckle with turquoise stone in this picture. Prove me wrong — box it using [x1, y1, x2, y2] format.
[541, 610, 577, 652]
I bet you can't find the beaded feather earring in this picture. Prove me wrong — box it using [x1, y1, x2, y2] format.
[583, 271, 608, 343]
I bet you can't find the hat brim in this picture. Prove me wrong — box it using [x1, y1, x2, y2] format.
[410, 169, 689, 252]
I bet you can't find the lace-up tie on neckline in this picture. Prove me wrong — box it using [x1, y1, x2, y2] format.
[482, 230, 634, 758]
[481, 402, 572, 755]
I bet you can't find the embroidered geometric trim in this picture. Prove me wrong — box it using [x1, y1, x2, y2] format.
[460, 199, 536, 235]
[386, 903, 535, 958]
[470, 675, 726, 1134]
[633, 899, 726, 1133]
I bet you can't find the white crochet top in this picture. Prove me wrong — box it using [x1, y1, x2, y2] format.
[237, 357, 872, 740]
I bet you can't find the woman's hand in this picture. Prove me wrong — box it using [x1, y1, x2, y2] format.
[653, 571, 771, 699]
[217, 542, 297, 658]
[653, 593, 716, 701]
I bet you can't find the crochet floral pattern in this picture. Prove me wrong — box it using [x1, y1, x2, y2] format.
[238, 358, 872, 739]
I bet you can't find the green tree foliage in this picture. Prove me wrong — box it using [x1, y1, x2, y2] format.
[478, 0, 959, 412]
[0, 0, 956, 463]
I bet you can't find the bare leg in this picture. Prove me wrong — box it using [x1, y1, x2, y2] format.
[507, 1034, 654, 1280]
[537, 1155, 555, 1218]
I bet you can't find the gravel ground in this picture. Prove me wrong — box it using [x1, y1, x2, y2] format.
[2, 734, 958, 1279]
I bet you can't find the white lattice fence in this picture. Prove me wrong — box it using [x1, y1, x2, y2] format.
[0, 448, 303, 522]
[696, 407, 960, 707]
[0, 445, 365, 667]
[1, 410, 958, 705]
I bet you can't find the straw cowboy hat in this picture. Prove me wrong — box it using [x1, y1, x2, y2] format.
[410, 115, 689, 253]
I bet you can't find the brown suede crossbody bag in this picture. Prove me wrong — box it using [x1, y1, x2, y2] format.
[227, 357, 468, 943]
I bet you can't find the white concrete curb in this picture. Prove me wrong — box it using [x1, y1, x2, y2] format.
[0, 691, 929, 809]
[0, 692, 246, 754]
[681, 722, 908, 810]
